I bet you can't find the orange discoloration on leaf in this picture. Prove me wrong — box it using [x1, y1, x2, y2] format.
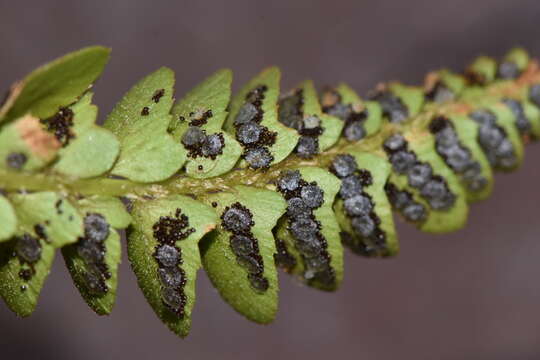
[204, 224, 216, 233]
[15, 115, 60, 160]
[518, 60, 540, 85]
[320, 90, 340, 108]
[424, 72, 440, 93]
[447, 102, 473, 115]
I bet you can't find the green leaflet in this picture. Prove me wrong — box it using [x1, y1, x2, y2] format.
[0, 93, 118, 175]
[170, 69, 243, 178]
[0, 195, 16, 241]
[332, 152, 399, 257]
[0, 192, 83, 316]
[74, 196, 132, 229]
[128, 196, 217, 337]
[388, 83, 425, 119]
[225, 67, 300, 168]
[511, 85, 540, 139]
[201, 185, 286, 323]
[62, 196, 131, 315]
[335, 83, 383, 137]
[184, 133, 242, 178]
[522, 99, 540, 139]
[467, 56, 497, 85]
[8, 192, 83, 248]
[0, 114, 60, 172]
[104, 67, 186, 182]
[503, 47, 530, 72]
[423, 69, 466, 104]
[445, 114, 494, 202]
[53, 93, 120, 178]
[0, 236, 55, 317]
[170, 69, 231, 133]
[388, 129, 469, 233]
[281, 80, 344, 151]
[274, 167, 344, 291]
[481, 102, 525, 172]
[301, 81, 343, 150]
[0, 46, 110, 123]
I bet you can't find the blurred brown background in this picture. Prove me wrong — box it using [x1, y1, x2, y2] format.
[2, 1, 540, 359]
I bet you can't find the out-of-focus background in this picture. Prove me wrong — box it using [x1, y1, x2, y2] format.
[2, 1, 540, 359]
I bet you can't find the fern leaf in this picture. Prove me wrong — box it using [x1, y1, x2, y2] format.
[104, 67, 186, 182]
[128, 196, 217, 337]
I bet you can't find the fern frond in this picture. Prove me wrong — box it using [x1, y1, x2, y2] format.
[0, 46, 538, 337]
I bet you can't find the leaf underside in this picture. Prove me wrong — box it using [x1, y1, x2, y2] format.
[0, 46, 538, 338]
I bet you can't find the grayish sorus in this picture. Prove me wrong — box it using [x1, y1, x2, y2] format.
[201, 186, 286, 323]
[225, 67, 300, 169]
[170, 69, 243, 178]
[128, 196, 217, 337]
[62, 196, 131, 315]
[274, 167, 343, 291]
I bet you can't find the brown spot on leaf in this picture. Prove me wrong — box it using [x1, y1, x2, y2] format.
[447, 102, 473, 115]
[515, 60, 540, 88]
[15, 115, 61, 161]
[320, 90, 340, 108]
[424, 72, 440, 93]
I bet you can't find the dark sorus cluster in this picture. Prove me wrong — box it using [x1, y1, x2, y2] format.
[152, 88, 165, 103]
[142, 89, 167, 116]
[75, 213, 111, 296]
[141, 89, 166, 116]
[234, 85, 277, 169]
[498, 58, 524, 80]
[276, 170, 335, 286]
[384, 182, 427, 223]
[502, 98, 533, 136]
[14, 231, 45, 287]
[467, 55, 527, 84]
[221, 202, 269, 292]
[429, 116, 488, 192]
[278, 89, 323, 158]
[55, 199, 63, 214]
[181, 127, 225, 160]
[40, 107, 75, 147]
[330, 155, 387, 257]
[55, 199, 74, 220]
[384, 134, 456, 210]
[370, 88, 408, 123]
[5, 152, 27, 170]
[321, 88, 368, 141]
[424, 77, 455, 103]
[272, 236, 296, 270]
[530, 84, 540, 108]
[464, 69, 487, 86]
[174, 99, 223, 161]
[185, 109, 213, 127]
[152, 209, 195, 317]
[468, 109, 517, 170]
